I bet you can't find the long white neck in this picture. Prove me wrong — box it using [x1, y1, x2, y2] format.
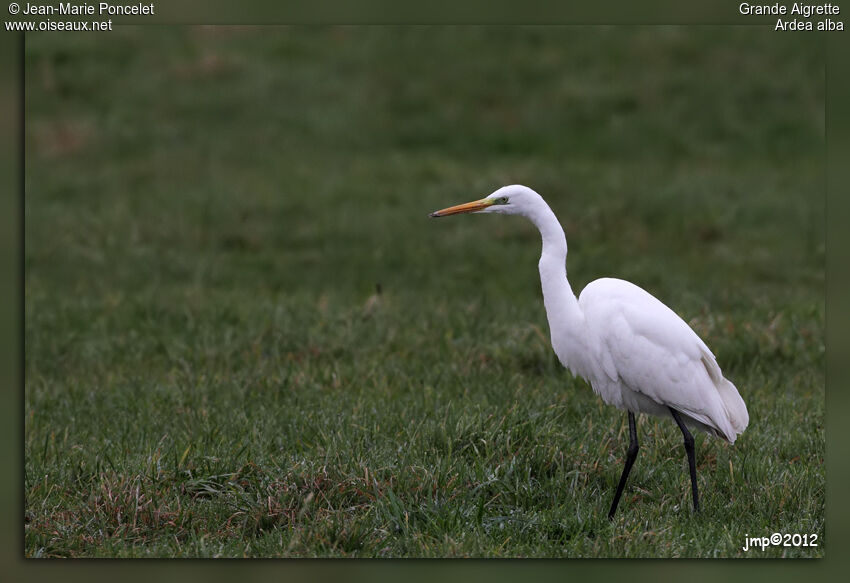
[527, 200, 589, 378]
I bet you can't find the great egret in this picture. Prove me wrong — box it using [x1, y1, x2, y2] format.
[429, 185, 748, 519]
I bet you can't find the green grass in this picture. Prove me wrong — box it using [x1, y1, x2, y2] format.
[24, 26, 824, 557]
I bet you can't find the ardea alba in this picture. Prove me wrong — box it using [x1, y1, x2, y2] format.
[430, 185, 748, 519]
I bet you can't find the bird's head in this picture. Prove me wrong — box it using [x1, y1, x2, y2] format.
[429, 185, 543, 219]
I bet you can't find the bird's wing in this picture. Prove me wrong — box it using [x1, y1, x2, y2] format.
[580, 278, 737, 439]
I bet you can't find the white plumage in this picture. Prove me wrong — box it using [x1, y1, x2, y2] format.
[576, 277, 748, 443]
[430, 184, 748, 517]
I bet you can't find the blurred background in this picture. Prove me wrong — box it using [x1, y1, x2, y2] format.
[25, 26, 824, 307]
[24, 26, 825, 558]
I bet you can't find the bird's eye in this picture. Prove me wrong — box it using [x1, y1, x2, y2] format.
[499, 197, 509, 205]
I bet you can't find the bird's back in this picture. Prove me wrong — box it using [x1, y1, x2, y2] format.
[576, 278, 748, 443]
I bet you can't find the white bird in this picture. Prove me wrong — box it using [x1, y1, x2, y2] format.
[430, 185, 748, 518]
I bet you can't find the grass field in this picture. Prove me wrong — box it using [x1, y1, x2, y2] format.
[24, 26, 824, 557]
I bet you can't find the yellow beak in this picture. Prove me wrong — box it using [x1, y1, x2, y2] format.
[429, 198, 493, 218]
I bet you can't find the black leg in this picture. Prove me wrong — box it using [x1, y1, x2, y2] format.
[608, 411, 639, 520]
[668, 407, 700, 512]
